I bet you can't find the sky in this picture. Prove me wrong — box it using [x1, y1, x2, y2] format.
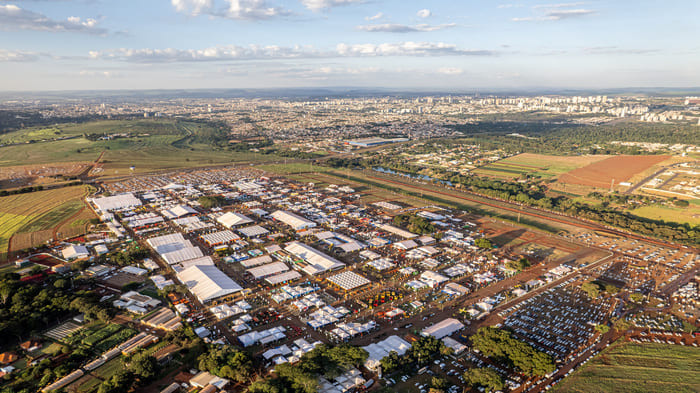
[0, 0, 699, 91]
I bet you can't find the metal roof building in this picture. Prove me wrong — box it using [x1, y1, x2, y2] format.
[271, 210, 317, 231]
[421, 318, 464, 339]
[176, 265, 243, 303]
[284, 241, 345, 275]
[216, 212, 253, 228]
[91, 193, 142, 211]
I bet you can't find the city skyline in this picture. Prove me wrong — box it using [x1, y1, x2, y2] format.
[1, 0, 699, 91]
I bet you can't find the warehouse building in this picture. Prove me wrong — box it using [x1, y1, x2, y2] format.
[91, 193, 142, 212]
[217, 212, 253, 228]
[271, 210, 317, 231]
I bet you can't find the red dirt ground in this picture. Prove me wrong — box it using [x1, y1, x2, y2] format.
[558, 155, 669, 188]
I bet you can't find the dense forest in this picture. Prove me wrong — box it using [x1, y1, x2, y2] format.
[450, 121, 699, 154]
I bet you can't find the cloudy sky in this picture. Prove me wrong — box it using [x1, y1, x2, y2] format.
[1, 0, 698, 91]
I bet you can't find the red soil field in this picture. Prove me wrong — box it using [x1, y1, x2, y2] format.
[558, 155, 669, 188]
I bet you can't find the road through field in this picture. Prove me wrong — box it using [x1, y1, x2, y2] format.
[357, 171, 692, 251]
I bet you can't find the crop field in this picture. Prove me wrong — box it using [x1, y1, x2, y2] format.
[473, 153, 609, 179]
[0, 185, 90, 260]
[558, 155, 670, 189]
[553, 341, 700, 393]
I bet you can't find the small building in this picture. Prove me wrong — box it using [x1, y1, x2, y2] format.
[19, 339, 42, 352]
[421, 318, 464, 339]
[62, 245, 90, 260]
[0, 352, 18, 365]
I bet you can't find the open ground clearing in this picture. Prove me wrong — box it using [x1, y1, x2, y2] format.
[558, 155, 670, 189]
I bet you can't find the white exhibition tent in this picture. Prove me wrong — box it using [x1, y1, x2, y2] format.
[176, 265, 243, 303]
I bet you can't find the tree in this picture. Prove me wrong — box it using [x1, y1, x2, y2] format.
[198, 346, 253, 383]
[594, 324, 610, 334]
[506, 257, 531, 272]
[629, 293, 644, 304]
[581, 281, 601, 299]
[126, 351, 158, 382]
[470, 327, 555, 376]
[431, 376, 448, 390]
[463, 368, 505, 392]
[474, 238, 493, 249]
[198, 195, 227, 209]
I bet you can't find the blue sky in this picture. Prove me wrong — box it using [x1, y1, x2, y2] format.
[0, 0, 698, 91]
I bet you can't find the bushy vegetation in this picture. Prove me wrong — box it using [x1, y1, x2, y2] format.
[198, 195, 227, 209]
[506, 257, 531, 271]
[0, 272, 114, 347]
[474, 238, 493, 249]
[379, 336, 451, 374]
[463, 367, 505, 392]
[248, 344, 368, 393]
[471, 327, 556, 376]
[393, 213, 436, 234]
[198, 346, 254, 383]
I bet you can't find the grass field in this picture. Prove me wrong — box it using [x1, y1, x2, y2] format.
[0, 119, 278, 176]
[0, 185, 91, 260]
[630, 205, 700, 226]
[474, 154, 609, 180]
[553, 341, 700, 393]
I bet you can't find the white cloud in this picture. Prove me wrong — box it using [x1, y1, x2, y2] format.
[0, 4, 107, 34]
[0, 49, 40, 62]
[171, 0, 290, 20]
[89, 42, 496, 62]
[365, 12, 383, 21]
[437, 67, 463, 75]
[225, 0, 288, 19]
[300, 0, 364, 12]
[79, 70, 121, 78]
[171, 0, 213, 16]
[357, 23, 456, 33]
[416, 9, 431, 18]
[512, 3, 595, 22]
[335, 41, 494, 57]
[584, 46, 660, 55]
[544, 8, 595, 19]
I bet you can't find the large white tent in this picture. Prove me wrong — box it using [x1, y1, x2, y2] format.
[421, 318, 464, 339]
[284, 241, 344, 275]
[176, 265, 242, 303]
[217, 212, 253, 228]
[92, 193, 142, 211]
[271, 210, 316, 230]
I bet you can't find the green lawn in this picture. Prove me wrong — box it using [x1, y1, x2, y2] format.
[553, 341, 700, 393]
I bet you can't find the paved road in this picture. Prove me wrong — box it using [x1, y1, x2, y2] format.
[624, 167, 667, 194]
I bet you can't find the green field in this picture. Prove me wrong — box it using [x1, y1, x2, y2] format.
[475, 153, 610, 180]
[631, 204, 700, 226]
[0, 119, 278, 174]
[553, 341, 700, 393]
